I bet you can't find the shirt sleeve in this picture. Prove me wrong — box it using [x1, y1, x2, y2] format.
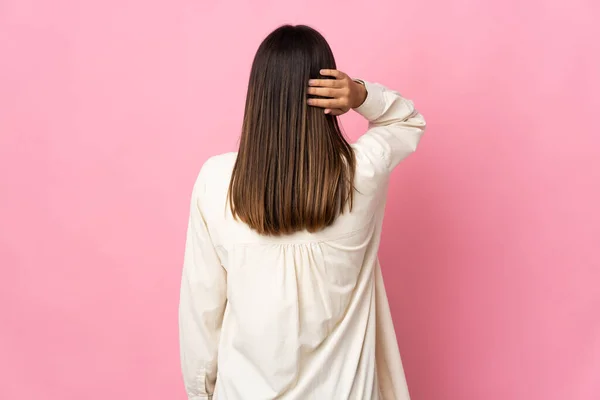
[352, 80, 426, 174]
[179, 163, 227, 400]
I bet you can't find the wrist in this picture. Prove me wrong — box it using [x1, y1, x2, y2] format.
[351, 79, 367, 109]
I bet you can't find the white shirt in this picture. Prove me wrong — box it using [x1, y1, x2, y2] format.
[179, 80, 426, 400]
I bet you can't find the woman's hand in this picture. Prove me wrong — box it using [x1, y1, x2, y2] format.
[306, 69, 367, 116]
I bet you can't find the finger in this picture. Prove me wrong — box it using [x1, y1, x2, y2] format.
[308, 78, 344, 88]
[326, 108, 345, 116]
[307, 86, 343, 97]
[307, 97, 345, 108]
[320, 69, 344, 78]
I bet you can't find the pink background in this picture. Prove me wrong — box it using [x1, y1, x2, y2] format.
[1, 1, 599, 399]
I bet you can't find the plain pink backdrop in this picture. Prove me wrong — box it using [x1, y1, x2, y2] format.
[1, 0, 599, 399]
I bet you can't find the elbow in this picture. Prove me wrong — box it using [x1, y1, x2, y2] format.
[405, 127, 425, 155]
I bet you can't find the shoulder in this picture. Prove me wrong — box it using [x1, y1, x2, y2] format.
[200, 152, 238, 176]
[195, 152, 237, 184]
[351, 143, 390, 196]
[192, 152, 238, 200]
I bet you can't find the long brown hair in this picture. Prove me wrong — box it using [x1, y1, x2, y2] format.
[228, 24, 356, 236]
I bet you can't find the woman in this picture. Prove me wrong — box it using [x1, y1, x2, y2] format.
[179, 24, 426, 400]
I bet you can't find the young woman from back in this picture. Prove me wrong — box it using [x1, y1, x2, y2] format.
[179, 24, 426, 400]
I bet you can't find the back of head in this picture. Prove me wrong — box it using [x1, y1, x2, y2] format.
[229, 24, 356, 236]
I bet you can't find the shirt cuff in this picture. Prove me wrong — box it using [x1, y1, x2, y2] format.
[352, 80, 386, 121]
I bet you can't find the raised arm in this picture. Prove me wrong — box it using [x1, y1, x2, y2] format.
[306, 70, 426, 174]
[352, 79, 426, 173]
